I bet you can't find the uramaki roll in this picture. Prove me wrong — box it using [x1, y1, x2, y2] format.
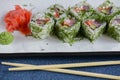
[107, 14, 120, 42]
[29, 13, 55, 39]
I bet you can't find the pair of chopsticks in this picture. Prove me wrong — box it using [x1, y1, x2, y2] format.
[1, 61, 120, 80]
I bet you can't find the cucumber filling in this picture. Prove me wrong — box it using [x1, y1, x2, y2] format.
[98, 6, 113, 15]
[85, 19, 101, 30]
[61, 19, 76, 27]
[49, 5, 65, 18]
[31, 18, 50, 26]
[74, 5, 90, 13]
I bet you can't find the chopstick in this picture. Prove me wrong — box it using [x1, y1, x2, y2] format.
[2, 61, 120, 80]
[45, 69, 120, 80]
[1, 61, 120, 80]
[2, 60, 120, 70]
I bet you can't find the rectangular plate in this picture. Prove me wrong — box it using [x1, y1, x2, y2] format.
[0, 0, 120, 55]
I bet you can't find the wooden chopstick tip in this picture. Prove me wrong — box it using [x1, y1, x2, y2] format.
[1, 62, 5, 64]
[1, 62, 12, 65]
[1, 62, 10, 65]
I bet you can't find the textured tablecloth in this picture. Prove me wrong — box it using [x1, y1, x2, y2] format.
[0, 55, 120, 80]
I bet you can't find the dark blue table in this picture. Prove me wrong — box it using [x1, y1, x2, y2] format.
[0, 55, 120, 80]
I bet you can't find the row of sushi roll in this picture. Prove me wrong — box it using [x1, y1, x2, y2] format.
[29, 0, 120, 45]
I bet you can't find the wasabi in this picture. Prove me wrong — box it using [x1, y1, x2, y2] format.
[0, 32, 14, 45]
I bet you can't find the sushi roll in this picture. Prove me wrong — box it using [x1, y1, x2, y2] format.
[29, 12, 55, 39]
[97, 0, 120, 22]
[55, 16, 81, 44]
[82, 18, 106, 42]
[46, 4, 66, 20]
[69, 1, 94, 21]
[107, 14, 120, 42]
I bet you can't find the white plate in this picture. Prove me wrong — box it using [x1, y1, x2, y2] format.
[0, 0, 120, 53]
